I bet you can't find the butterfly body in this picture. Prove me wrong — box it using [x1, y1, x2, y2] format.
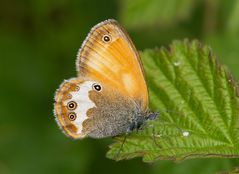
[54, 19, 153, 139]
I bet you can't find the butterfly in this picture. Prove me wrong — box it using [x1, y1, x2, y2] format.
[54, 19, 157, 139]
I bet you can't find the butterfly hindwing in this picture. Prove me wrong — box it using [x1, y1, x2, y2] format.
[54, 78, 139, 139]
[54, 78, 96, 139]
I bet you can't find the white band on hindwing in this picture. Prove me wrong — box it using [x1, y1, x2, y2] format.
[64, 81, 96, 134]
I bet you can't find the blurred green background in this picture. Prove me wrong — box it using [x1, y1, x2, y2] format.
[0, 0, 239, 173]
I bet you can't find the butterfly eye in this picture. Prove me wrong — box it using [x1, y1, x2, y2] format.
[68, 112, 77, 121]
[67, 101, 77, 110]
[92, 83, 102, 92]
[102, 35, 111, 43]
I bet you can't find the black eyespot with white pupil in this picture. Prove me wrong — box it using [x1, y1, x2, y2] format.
[68, 112, 77, 121]
[102, 35, 111, 43]
[67, 101, 77, 110]
[93, 84, 102, 91]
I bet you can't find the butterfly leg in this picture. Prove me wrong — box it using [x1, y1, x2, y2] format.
[114, 117, 151, 159]
[129, 120, 143, 133]
[114, 133, 129, 160]
[146, 112, 162, 148]
[128, 122, 136, 132]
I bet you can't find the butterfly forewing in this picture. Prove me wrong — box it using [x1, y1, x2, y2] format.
[76, 19, 148, 110]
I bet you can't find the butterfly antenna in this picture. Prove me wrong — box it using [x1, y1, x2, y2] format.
[148, 110, 187, 149]
[157, 111, 185, 133]
[114, 134, 127, 160]
[156, 108, 186, 118]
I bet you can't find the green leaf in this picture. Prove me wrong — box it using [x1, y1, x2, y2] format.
[119, 0, 195, 29]
[106, 40, 239, 162]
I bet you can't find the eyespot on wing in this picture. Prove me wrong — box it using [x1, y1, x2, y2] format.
[54, 78, 97, 139]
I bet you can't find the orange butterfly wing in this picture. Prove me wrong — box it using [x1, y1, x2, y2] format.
[76, 19, 148, 110]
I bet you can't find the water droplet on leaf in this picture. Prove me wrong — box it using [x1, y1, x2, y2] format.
[183, 131, 189, 137]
